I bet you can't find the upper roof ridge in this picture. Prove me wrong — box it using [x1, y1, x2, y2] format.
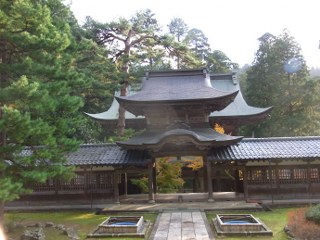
[146, 68, 207, 79]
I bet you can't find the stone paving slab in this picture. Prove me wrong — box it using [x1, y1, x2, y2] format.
[150, 211, 214, 240]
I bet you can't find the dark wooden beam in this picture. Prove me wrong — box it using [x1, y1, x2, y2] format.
[113, 171, 120, 204]
[148, 160, 155, 203]
[206, 158, 214, 202]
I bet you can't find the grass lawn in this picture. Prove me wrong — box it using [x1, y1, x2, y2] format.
[4, 206, 307, 240]
[4, 210, 158, 240]
[206, 207, 302, 240]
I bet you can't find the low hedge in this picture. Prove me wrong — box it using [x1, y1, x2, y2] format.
[305, 204, 320, 224]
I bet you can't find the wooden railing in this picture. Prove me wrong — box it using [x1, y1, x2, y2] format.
[26, 171, 114, 194]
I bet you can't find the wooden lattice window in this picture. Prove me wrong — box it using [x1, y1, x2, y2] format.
[278, 169, 291, 180]
[98, 172, 114, 189]
[310, 168, 319, 182]
[293, 168, 307, 180]
[248, 169, 264, 184]
[60, 173, 85, 191]
[31, 179, 55, 192]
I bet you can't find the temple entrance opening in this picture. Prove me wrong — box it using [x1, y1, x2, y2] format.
[154, 156, 205, 194]
[118, 155, 245, 203]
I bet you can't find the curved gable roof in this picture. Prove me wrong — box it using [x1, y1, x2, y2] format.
[210, 73, 272, 118]
[115, 69, 238, 116]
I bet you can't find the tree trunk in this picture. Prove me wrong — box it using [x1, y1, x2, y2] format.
[116, 81, 128, 136]
[0, 200, 4, 234]
[116, 44, 130, 136]
[0, 39, 9, 88]
[0, 108, 6, 234]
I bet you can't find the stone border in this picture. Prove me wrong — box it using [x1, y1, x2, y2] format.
[87, 220, 150, 238]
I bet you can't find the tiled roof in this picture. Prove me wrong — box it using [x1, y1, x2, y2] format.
[86, 72, 271, 126]
[117, 69, 235, 102]
[208, 136, 320, 161]
[117, 125, 242, 150]
[210, 73, 272, 118]
[66, 144, 151, 166]
[65, 136, 320, 167]
[115, 69, 238, 116]
[85, 88, 143, 120]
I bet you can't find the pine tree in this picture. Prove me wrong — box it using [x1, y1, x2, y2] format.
[83, 9, 161, 136]
[0, 0, 85, 227]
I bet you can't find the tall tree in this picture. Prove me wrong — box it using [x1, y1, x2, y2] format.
[69, 19, 122, 142]
[206, 50, 239, 73]
[0, 0, 87, 228]
[244, 30, 320, 137]
[167, 18, 189, 68]
[166, 21, 237, 72]
[168, 18, 188, 42]
[167, 19, 205, 69]
[184, 28, 210, 61]
[84, 9, 161, 136]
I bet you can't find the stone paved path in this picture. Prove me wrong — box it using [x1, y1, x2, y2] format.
[150, 211, 213, 240]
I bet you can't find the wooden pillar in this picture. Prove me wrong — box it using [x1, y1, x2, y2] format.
[96, 172, 101, 191]
[216, 169, 221, 192]
[153, 163, 157, 194]
[275, 162, 280, 196]
[206, 157, 214, 202]
[243, 166, 248, 201]
[148, 160, 155, 203]
[54, 178, 59, 202]
[268, 161, 274, 204]
[124, 172, 128, 198]
[83, 168, 88, 196]
[307, 161, 311, 197]
[234, 168, 239, 193]
[113, 170, 120, 204]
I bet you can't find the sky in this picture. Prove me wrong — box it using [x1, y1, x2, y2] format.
[68, 0, 320, 68]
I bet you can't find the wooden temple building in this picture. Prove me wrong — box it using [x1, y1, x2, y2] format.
[24, 69, 320, 203]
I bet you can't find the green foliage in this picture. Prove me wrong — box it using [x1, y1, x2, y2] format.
[0, 0, 85, 209]
[106, 128, 144, 143]
[206, 50, 239, 73]
[130, 177, 149, 193]
[166, 18, 236, 71]
[130, 157, 185, 193]
[168, 18, 189, 42]
[83, 9, 161, 70]
[306, 204, 320, 224]
[156, 158, 185, 193]
[184, 28, 211, 60]
[243, 30, 320, 137]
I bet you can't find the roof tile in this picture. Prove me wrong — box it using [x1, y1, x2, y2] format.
[209, 136, 320, 161]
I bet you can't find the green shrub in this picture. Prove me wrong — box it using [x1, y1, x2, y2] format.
[305, 204, 320, 224]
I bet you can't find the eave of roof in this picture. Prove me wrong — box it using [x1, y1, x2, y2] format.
[85, 99, 144, 120]
[86, 72, 272, 125]
[66, 144, 151, 166]
[115, 91, 238, 117]
[208, 136, 320, 161]
[65, 136, 320, 167]
[116, 126, 243, 151]
[210, 74, 272, 118]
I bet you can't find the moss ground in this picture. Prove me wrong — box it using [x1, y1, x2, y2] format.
[5, 206, 308, 240]
[5, 211, 157, 240]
